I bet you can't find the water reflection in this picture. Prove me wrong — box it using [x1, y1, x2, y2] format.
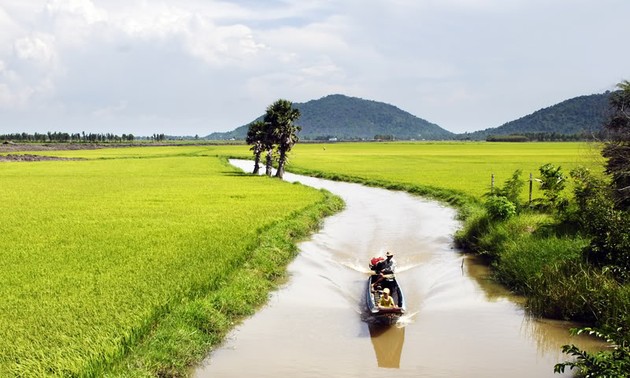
[464, 254, 603, 356]
[521, 317, 604, 357]
[368, 323, 405, 368]
[463, 255, 525, 304]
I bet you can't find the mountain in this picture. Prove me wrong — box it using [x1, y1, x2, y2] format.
[206, 94, 454, 140]
[460, 92, 612, 140]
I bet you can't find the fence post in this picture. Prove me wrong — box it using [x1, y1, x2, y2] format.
[529, 172, 533, 205]
[491, 173, 495, 194]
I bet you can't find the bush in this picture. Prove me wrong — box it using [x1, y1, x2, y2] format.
[495, 169, 525, 210]
[570, 166, 630, 282]
[537, 163, 568, 212]
[555, 327, 630, 377]
[485, 195, 516, 220]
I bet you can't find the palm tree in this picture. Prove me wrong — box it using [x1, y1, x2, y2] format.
[263, 99, 301, 179]
[246, 120, 266, 174]
[603, 80, 630, 209]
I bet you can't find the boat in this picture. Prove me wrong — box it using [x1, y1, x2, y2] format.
[366, 274, 406, 324]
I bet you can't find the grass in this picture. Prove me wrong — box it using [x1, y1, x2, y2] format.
[0, 147, 341, 376]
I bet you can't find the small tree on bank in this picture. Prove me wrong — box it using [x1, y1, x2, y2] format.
[264, 99, 301, 179]
[246, 120, 266, 174]
[537, 163, 568, 211]
[246, 99, 301, 179]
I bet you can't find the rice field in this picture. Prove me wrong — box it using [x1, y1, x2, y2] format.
[0, 147, 326, 376]
[283, 141, 605, 200]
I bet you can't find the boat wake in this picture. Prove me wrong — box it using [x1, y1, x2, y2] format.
[394, 311, 418, 327]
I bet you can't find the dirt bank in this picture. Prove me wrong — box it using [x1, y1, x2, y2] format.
[0, 142, 113, 153]
[0, 142, 128, 162]
[0, 154, 85, 162]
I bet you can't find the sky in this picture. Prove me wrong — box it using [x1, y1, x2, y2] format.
[0, 0, 628, 137]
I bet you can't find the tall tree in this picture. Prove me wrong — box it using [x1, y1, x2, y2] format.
[263, 99, 301, 179]
[602, 80, 630, 209]
[246, 120, 266, 174]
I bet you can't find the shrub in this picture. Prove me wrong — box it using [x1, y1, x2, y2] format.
[485, 195, 516, 220]
[536, 163, 568, 212]
[495, 169, 525, 210]
[555, 327, 630, 377]
[570, 166, 630, 282]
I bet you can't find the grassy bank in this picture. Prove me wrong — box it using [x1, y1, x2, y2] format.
[456, 201, 630, 330]
[0, 146, 342, 376]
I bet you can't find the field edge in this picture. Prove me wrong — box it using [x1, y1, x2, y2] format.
[99, 185, 344, 377]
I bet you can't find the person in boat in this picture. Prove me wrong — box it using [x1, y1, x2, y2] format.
[371, 251, 397, 290]
[378, 288, 397, 309]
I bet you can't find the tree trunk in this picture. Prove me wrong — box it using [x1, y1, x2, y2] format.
[265, 149, 273, 176]
[253, 150, 261, 174]
[275, 147, 287, 179]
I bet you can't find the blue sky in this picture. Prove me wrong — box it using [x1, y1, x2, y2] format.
[0, 0, 628, 136]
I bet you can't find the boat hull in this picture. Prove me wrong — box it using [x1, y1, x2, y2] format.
[366, 274, 406, 324]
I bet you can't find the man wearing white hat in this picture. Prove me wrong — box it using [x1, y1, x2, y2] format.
[382, 251, 397, 275]
[371, 251, 397, 290]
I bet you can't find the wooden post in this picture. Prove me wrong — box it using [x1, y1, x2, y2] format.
[529, 172, 533, 205]
[491, 173, 495, 194]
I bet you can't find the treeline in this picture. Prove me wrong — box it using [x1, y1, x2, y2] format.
[0, 132, 183, 143]
[1, 132, 136, 143]
[486, 132, 599, 142]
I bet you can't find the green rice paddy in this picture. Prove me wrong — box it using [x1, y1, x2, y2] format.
[286, 141, 604, 200]
[0, 147, 328, 376]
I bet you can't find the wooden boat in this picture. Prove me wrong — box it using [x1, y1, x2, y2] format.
[366, 274, 406, 324]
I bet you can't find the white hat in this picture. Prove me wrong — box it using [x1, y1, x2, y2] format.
[383, 288, 390, 294]
[386, 251, 393, 257]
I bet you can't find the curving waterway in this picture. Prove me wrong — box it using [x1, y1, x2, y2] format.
[194, 159, 596, 377]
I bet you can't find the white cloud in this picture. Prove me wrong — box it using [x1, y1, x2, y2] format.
[13, 34, 57, 66]
[43, 0, 108, 46]
[45, 0, 108, 24]
[0, 0, 628, 135]
[182, 20, 266, 66]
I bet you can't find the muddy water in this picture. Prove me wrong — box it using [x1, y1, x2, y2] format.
[194, 160, 596, 377]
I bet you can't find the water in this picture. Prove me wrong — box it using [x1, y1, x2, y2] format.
[194, 160, 596, 377]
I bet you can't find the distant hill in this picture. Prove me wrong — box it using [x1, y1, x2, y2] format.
[206, 94, 454, 140]
[460, 92, 612, 140]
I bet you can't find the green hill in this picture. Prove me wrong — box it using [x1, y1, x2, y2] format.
[459, 92, 612, 140]
[206, 94, 454, 141]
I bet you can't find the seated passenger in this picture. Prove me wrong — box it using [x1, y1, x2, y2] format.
[378, 288, 396, 309]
